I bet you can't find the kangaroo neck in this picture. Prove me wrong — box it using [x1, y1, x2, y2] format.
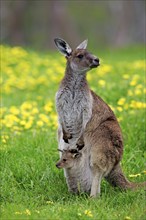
[61, 62, 88, 89]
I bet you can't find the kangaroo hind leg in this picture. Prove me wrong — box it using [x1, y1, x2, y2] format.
[90, 167, 103, 198]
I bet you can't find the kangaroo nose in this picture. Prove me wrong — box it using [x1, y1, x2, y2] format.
[56, 163, 59, 168]
[94, 58, 100, 65]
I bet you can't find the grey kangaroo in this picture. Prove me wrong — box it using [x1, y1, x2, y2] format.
[56, 148, 92, 194]
[56, 148, 145, 196]
[54, 38, 145, 197]
[56, 149, 146, 194]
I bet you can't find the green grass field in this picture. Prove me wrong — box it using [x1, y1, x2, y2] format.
[0, 45, 145, 220]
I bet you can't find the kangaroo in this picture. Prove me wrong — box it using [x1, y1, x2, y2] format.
[56, 149, 92, 194]
[54, 38, 145, 197]
[55, 38, 95, 149]
[56, 148, 145, 196]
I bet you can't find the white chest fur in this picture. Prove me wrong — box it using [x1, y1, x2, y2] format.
[56, 79, 93, 143]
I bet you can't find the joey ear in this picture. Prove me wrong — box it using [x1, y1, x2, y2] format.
[54, 38, 72, 57]
[73, 152, 82, 159]
[76, 39, 88, 50]
[58, 149, 63, 152]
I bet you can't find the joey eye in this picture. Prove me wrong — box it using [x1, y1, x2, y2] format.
[63, 159, 67, 162]
[77, 54, 83, 59]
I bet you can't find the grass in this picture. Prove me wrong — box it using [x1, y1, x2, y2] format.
[0, 45, 145, 220]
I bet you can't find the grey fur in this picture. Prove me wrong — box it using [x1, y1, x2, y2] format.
[56, 148, 92, 194]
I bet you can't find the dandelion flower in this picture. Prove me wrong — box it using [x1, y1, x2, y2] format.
[129, 173, 141, 178]
[37, 121, 44, 127]
[124, 216, 132, 220]
[15, 211, 23, 215]
[25, 209, 31, 216]
[46, 201, 54, 205]
[9, 106, 20, 115]
[84, 210, 93, 217]
[77, 213, 82, 216]
[44, 101, 53, 112]
[123, 74, 130, 79]
[117, 98, 126, 106]
[117, 106, 123, 112]
[98, 79, 106, 87]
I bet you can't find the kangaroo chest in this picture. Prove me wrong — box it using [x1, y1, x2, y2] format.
[56, 86, 93, 137]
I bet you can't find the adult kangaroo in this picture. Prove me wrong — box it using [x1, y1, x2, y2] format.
[54, 38, 145, 197]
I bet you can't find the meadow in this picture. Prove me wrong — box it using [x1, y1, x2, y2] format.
[0, 45, 145, 220]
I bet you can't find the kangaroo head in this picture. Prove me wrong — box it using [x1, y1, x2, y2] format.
[56, 149, 82, 169]
[54, 38, 100, 73]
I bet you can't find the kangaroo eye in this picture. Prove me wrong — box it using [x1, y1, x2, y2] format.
[77, 54, 83, 59]
[63, 159, 67, 162]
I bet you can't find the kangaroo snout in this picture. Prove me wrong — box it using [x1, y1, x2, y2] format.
[56, 162, 61, 169]
[91, 58, 100, 68]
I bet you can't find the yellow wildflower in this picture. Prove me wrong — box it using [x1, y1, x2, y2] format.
[133, 60, 145, 69]
[98, 79, 106, 87]
[44, 101, 53, 112]
[117, 117, 123, 122]
[130, 80, 137, 86]
[117, 98, 126, 106]
[77, 213, 82, 216]
[2, 135, 9, 140]
[128, 90, 133, 96]
[129, 173, 141, 178]
[87, 74, 92, 81]
[37, 121, 44, 127]
[24, 121, 33, 129]
[2, 138, 7, 144]
[117, 106, 123, 112]
[50, 113, 58, 129]
[109, 105, 115, 111]
[11, 46, 28, 57]
[98, 64, 112, 75]
[13, 126, 21, 132]
[123, 103, 129, 110]
[124, 216, 132, 220]
[20, 102, 33, 111]
[21, 110, 30, 118]
[123, 74, 130, 79]
[39, 114, 49, 123]
[15, 211, 23, 215]
[31, 107, 39, 115]
[84, 210, 93, 217]
[136, 84, 143, 89]
[0, 107, 7, 117]
[130, 101, 146, 109]
[20, 120, 26, 126]
[130, 75, 139, 86]
[9, 106, 20, 115]
[4, 114, 20, 128]
[135, 89, 142, 95]
[24, 209, 31, 216]
[46, 201, 54, 205]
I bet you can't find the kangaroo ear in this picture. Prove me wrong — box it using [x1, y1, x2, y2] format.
[76, 39, 88, 50]
[54, 38, 72, 57]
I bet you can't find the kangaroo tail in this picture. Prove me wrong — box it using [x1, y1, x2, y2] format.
[105, 164, 146, 190]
